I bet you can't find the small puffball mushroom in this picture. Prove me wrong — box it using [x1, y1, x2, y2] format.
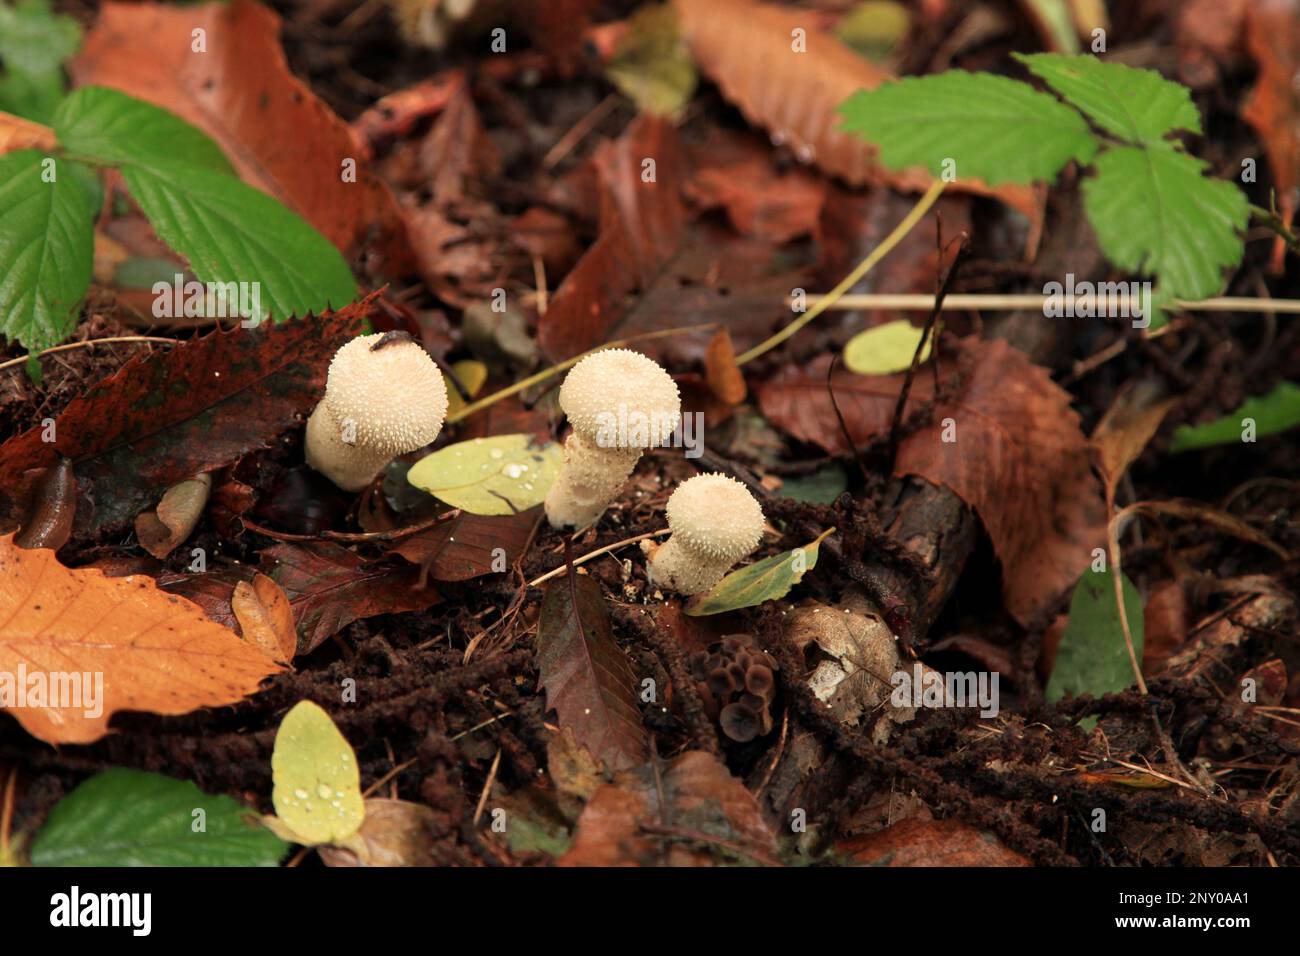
[305, 332, 448, 491]
[544, 348, 680, 529]
[643, 474, 764, 595]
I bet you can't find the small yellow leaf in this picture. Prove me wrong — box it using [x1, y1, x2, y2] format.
[443, 359, 489, 418]
[842, 319, 933, 375]
[407, 434, 563, 516]
[271, 701, 364, 846]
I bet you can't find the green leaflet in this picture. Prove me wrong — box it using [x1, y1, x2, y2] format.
[120, 160, 358, 323]
[0, 0, 80, 122]
[1083, 146, 1248, 303]
[838, 70, 1097, 185]
[843, 318, 933, 375]
[605, 2, 697, 120]
[1046, 567, 1145, 729]
[0, 151, 97, 351]
[1170, 381, 1300, 452]
[271, 700, 366, 847]
[29, 768, 286, 866]
[1015, 53, 1201, 146]
[54, 85, 236, 176]
[407, 434, 563, 515]
[686, 528, 834, 616]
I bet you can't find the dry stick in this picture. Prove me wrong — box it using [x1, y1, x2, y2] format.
[527, 528, 670, 589]
[0, 335, 178, 374]
[736, 180, 948, 366]
[446, 323, 717, 424]
[801, 293, 1300, 314]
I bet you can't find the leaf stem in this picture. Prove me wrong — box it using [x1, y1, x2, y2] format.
[735, 180, 947, 366]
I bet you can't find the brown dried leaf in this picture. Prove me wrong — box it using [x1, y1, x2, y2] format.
[0, 111, 56, 155]
[390, 508, 541, 582]
[537, 114, 687, 360]
[686, 131, 826, 242]
[1090, 380, 1177, 502]
[0, 534, 281, 744]
[560, 750, 779, 866]
[536, 572, 647, 772]
[260, 542, 440, 656]
[759, 339, 1106, 626]
[231, 572, 296, 664]
[674, 0, 1041, 223]
[71, 0, 411, 266]
[704, 328, 746, 404]
[1243, 0, 1300, 246]
[318, 799, 438, 867]
[134, 473, 213, 560]
[837, 817, 1030, 866]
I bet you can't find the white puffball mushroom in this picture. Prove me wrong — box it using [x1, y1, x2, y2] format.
[544, 348, 681, 529]
[304, 332, 449, 491]
[643, 474, 765, 595]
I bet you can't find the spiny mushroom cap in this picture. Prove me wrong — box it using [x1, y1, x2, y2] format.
[559, 348, 680, 450]
[667, 474, 764, 563]
[323, 333, 448, 456]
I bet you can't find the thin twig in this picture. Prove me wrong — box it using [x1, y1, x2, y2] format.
[526, 529, 670, 589]
[801, 293, 1300, 315]
[0, 336, 178, 374]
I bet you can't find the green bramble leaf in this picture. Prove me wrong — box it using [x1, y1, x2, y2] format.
[1170, 382, 1300, 453]
[0, 151, 97, 351]
[1083, 146, 1248, 303]
[407, 434, 563, 515]
[1014, 53, 1201, 147]
[1047, 567, 1144, 729]
[53, 85, 235, 176]
[271, 700, 365, 847]
[686, 528, 834, 616]
[29, 768, 286, 866]
[838, 70, 1097, 185]
[120, 161, 358, 323]
[0, 0, 80, 122]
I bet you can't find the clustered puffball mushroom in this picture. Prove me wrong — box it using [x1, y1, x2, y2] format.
[544, 348, 681, 529]
[643, 473, 765, 595]
[305, 332, 449, 491]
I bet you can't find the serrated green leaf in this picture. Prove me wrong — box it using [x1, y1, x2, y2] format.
[839, 71, 1097, 185]
[1015, 53, 1200, 147]
[606, 2, 697, 119]
[29, 768, 286, 866]
[1083, 146, 1247, 302]
[0, 151, 96, 351]
[0, 0, 80, 122]
[1046, 568, 1144, 728]
[686, 528, 834, 616]
[1170, 381, 1300, 453]
[271, 700, 365, 847]
[843, 318, 933, 374]
[54, 85, 235, 176]
[120, 160, 358, 322]
[407, 434, 563, 515]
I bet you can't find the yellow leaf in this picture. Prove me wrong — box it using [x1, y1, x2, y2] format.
[842, 319, 933, 375]
[407, 434, 563, 516]
[271, 701, 364, 846]
[443, 359, 489, 418]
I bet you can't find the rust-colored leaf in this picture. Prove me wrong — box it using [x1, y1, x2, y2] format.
[536, 572, 648, 772]
[134, 473, 213, 560]
[759, 339, 1106, 626]
[0, 534, 281, 745]
[0, 301, 368, 542]
[0, 111, 56, 155]
[391, 508, 541, 582]
[71, 0, 411, 267]
[837, 817, 1030, 866]
[673, 0, 1041, 224]
[686, 131, 826, 242]
[704, 328, 747, 404]
[1242, 0, 1300, 259]
[1090, 381, 1177, 503]
[537, 114, 687, 360]
[560, 750, 779, 866]
[231, 572, 296, 664]
[259, 542, 440, 656]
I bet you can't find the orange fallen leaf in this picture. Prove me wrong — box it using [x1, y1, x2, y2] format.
[0, 111, 56, 155]
[704, 328, 746, 404]
[231, 573, 296, 664]
[0, 535, 282, 744]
